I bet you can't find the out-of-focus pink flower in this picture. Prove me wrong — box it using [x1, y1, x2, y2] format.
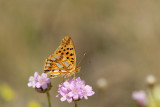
[56, 77, 95, 103]
[132, 90, 147, 106]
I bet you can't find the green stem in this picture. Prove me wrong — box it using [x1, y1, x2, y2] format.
[47, 91, 51, 107]
[74, 101, 77, 107]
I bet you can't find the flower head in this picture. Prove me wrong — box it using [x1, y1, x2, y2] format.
[56, 77, 95, 103]
[132, 90, 147, 106]
[36, 73, 50, 90]
[27, 72, 51, 93]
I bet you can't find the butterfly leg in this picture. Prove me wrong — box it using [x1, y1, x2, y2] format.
[62, 76, 65, 82]
[62, 74, 68, 82]
[74, 73, 75, 79]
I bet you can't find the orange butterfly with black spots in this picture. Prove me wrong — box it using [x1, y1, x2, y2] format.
[44, 36, 81, 78]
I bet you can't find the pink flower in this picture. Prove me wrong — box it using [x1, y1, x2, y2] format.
[28, 72, 39, 88]
[36, 73, 50, 90]
[56, 77, 95, 103]
[27, 72, 51, 92]
[82, 85, 95, 99]
[132, 90, 147, 106]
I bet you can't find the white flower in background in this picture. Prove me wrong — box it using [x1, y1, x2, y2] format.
[132, 90, 147, 106]
[146, 75, 156, 87]
[96, 77, 108, 91]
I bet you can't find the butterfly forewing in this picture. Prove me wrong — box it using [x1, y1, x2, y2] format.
[54, 36, 76, 66]
[44, 36, 79, 78]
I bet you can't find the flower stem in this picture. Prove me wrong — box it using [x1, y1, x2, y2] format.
[46, 91, 51, 107]
[74, 101, 77, 107]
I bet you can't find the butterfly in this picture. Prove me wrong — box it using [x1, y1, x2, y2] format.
[44, 36, 81, 78]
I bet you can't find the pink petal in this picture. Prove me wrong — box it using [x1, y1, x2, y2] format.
[67, 98, 72, 103]
[42, 83, 48, 89]
[88, 91, 95, 96]
[73, 95, 79, 100]
[68, 92, 73, 97]
[36, 82, 41, 88]
[63, 81, 70, 87]
[56, 94, 60, 97]
[41, 73, 47, 78]
[59, 90, 67, 96]
[34, 72, 39, 78]
[32, 84, 36, 88]
[28, 82, 32, 87]
[85, 85, 92, 91]
[84, 96, 88, 100]
[60, 97, 66, 101]
[29, 76, 34, 81]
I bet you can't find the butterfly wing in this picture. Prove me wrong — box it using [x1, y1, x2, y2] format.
[44, 36, 78, 78]
[54, 36, 77, 67]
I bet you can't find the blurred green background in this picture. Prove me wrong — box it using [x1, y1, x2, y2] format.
[0, 0, 160, 107]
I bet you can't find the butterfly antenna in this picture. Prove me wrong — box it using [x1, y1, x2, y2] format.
[78, 52, 87, 66]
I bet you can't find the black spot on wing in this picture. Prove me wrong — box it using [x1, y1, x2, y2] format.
[66, 52, 69, 55]
[70, 53, 74, 56]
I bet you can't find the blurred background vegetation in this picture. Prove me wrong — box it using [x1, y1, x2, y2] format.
[0, 0, 160, 107]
